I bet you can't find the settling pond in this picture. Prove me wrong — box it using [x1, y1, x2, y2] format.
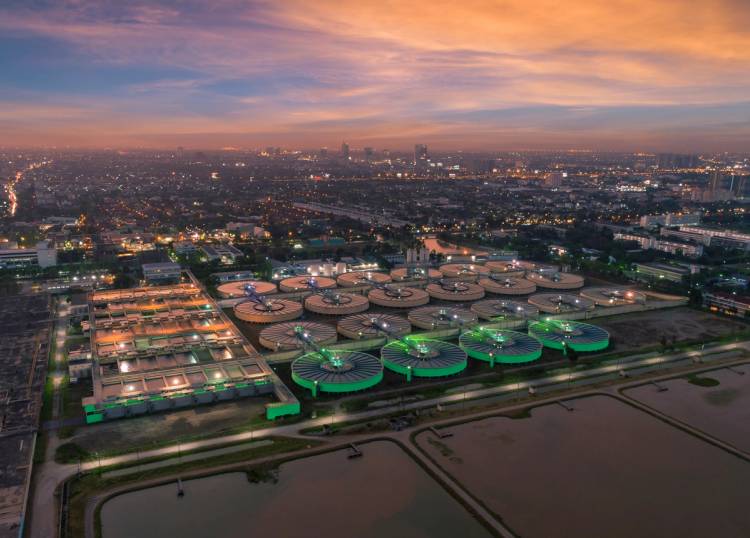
[415, 395, 750, 538]
[100, 440, 490, 538]
[624, 363, 750, 452]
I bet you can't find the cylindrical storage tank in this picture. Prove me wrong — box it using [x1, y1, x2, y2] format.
[337, 271, 392, 288]
[528, 320, 609, 352]
[258, 321, 337, 351]
[439, 263, 490, 279]
[233, 299, 303, 323]
[484, 260, 526, 277]
[459, 328, 542, 364]
[381, 338, 467, 378]
[471, 299, 539, 322]
[279, 276, 337, 293]
[478, 276, 536, 295]
[304, 292, 370, 315]
[580, 287, 647, 307]
[216, 280, 277, 299]
[291, 350, 383, 395]
[526, 270, 584, 290]
[408, 306, 478, 330]
[528, 293, 595, 314]
[337, 313, 411, 340]
[390, 267, 443, 281]
[368, 286, 430, 308]
[426, 281, 485, 302]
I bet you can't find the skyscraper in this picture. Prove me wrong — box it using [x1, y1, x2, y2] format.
[414, 144, 428, 165]
[341, 142, 350, 160]
[364, 147, 374, 162]
[709, 169, 723, 192]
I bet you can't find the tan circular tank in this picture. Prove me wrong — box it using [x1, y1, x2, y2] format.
[336, 271, 392, 287]
[337, 313, 411, 340]
[426, 281, 485, 301]
[526, 270, 584, 290]
[528, 293, 594, 314]
[478, 276, 536, 295]
[580, 287, 646, 307]
[368, 286, 430, 308]
[484, 260, 526, 277]
[259, 321, 337, 351]
[233, 298, 303, 323]
[408, 306, 478, 330]
[304, 292, 370, 315]
[390, 267, 442, 281]
[278, 275, 337, 293]
[216, 280, 277, 299]
[439, 263, 490, 279]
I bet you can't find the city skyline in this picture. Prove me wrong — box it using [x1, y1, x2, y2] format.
[1, 0, 749, 150]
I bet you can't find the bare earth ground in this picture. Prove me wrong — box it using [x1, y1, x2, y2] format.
[67, 396, 272, 454]
[596, 307, 748, 353]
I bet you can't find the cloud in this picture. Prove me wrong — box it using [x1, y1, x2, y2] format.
[0, 0, 748, 149]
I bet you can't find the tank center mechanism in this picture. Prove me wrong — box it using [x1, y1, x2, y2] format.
[322, 292, 352, 305]
[475, 326, 515, 348]
[239, 283, 286, 312]
[441, 280, 470, 292]
[385, 286, 414, 298]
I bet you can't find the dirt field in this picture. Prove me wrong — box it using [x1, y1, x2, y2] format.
[68, 396, 272, 454]
[596, 307, 749, 353]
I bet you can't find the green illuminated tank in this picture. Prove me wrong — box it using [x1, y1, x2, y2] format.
[291, 349, 383, 397]
[459, 327, 542, 366]
[381, 337, 467, 380]
[527, 319, 609, 352]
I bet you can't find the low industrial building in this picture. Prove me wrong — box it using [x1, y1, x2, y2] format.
[81, 272, 299, 423]
[702, 291, 750, 317]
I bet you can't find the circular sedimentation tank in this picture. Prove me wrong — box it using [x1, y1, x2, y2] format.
[278, 276, 337, 293]
[478, 275, 536, 295]
[526, 270, 584, 290]
[426, 280, 485, 301]
[459, 328, 542, 365]
[337, 271, 392, 287]
[216, 280, 277, 299]
[337, 313, 411, 340]
[258, 321, 337, 351]
[484, 260, 526, 277]
[528, 319, 610, 352]
[471, 299, 539, 321]
[368, 286, 430, 308]
[439, 263, 490, 279]
[381, 338, 468, 379]
[580, 287, 646, 307]
[304, 292, 370, 315]
[234, 298, 303, 323]
[528, 293, 595, 314]
[408, 306, 478, 330]
[514, 260, 559, 272]
[390, 267, 443, 281]
[292, 349, 383, 395]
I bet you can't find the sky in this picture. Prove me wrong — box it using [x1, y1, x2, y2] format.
[0, 0, 749, 151]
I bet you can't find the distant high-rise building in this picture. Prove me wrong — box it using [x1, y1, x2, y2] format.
[544, 171, 564, 188]
[414, 144, 429, 173]
[414, 144, 428, 164]
[341, 142, 350, 160]
[709, 169, 723, 192]
[364, 147, 374, 161]
[319, 147, 328, 157]
[734, 175, 747, 197]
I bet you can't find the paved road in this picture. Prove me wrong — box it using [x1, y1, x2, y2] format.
[29, 339, 750, 538]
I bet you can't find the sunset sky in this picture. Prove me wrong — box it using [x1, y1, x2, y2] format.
[1, 0, 749, 150]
